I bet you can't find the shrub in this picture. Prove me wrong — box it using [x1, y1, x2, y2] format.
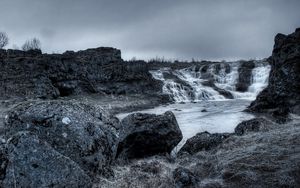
[0, 32, 9, 49]
[22, 38, 41, 51]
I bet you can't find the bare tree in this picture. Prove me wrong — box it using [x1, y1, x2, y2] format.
[22, 38, 41, 51]
[0, 32, 9, 49]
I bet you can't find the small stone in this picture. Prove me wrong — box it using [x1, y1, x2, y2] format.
[62, 117, 71, 125]
[62, 133, 68, 138]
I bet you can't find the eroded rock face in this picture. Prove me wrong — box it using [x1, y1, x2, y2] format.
[1, 132, 92, 188]
[116, 111, 182, 160]
[248, 28, 300, 115]
[0, 47, 163, 99]
[178, 131, 232, 155]
[234, 118, 274, 135]
[3, 100, 117, 177]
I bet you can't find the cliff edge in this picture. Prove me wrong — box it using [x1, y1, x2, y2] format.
[248, 28, 300, 115]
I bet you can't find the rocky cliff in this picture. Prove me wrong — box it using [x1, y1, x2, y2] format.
[248, 28, 300, 115]
[0, 48, 163, 99]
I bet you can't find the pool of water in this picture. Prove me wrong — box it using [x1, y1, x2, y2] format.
[117, 99, 255, 149]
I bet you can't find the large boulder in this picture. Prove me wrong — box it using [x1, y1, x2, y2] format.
[1, 132, 92, 188]
[178, 131, 231, 155]
[248, 28, 300, 115]
[116, 111, 182, 160]
[234, 118, 274, 135]
[3, 100, 117, 177]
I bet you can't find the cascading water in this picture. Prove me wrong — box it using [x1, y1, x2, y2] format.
[150, 60, 271, 102]
[120, 60, 271, 152]
[248, 64, 272, 96]
[150, 68, 225, 102]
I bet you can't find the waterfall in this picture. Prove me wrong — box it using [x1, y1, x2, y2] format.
[150, 60, 271, 102]
[150, 68, 225, 102]
[248, 64, 271, 95]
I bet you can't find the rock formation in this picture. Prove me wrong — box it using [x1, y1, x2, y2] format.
[0, 47, 163, 99]
[1, 132, 92, 188]
[235, 60, 256, 92]
[3, 100, 118, 177]
[116, 111, 182, 160]
[0, 28, 299, 188]
[234, 117, 274, 135]
[248, 28, 300, 115]
[178, 131, 232, 155]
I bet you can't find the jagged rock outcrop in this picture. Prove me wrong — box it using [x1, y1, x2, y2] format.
[0, 47, 163, 99]
[1, 132, 92, 188]
[178, 131, 232, 155]
[116, 111, 182, 160]
[3, 100, 118, 177]
[248, 28, 300, 115]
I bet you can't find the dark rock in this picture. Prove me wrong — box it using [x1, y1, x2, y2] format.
[54, 80, 78, 96]
[234, 118, 273, 135]
[0, 143, 8, 182]
[3, 100, 117, 177]
[236, 60, 256, 92]
[248, 28, 300, 115]
[212, 62, 231, 75]
[116, 111, 182, 160]
[173, 167, 199, 188]
[72, 47, 121, 63]
[199, 62, 231, 78]
[1, 132, 92, 188]
[1, 49, 42, 59]
[201, 109, 207, 112]
[0, 47, 164, 99]
[178, 131, 231, 155]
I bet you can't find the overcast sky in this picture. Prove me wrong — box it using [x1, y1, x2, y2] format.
[0, 0, 299, 60]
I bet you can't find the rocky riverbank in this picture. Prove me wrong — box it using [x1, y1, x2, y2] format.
[0, 28, 299, 187]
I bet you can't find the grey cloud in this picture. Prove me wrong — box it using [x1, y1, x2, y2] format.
[0, 0, 299, 60]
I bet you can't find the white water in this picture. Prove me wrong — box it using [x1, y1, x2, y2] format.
[117, 99, 255, 149]
[150, 69, 225, 102]
[118, 61, 271, 149]
[248, 65, 272, 95]
[150, 61, 271, 102]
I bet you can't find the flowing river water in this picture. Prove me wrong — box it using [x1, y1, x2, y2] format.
[117, 60, 271, 149]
